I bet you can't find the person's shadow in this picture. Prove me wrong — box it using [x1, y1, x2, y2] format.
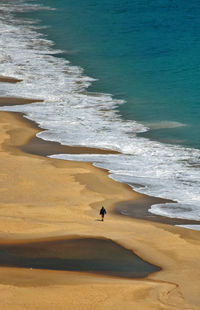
[95, 219, 103, 222]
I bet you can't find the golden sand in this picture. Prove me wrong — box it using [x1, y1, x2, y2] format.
[0, 96, 200, 309]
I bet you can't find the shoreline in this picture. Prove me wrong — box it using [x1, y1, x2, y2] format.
[1, 97, 199, 226]
[1, 109, 176, 225]
[115, 197, 200, 226]
[0, 95, 164, 224]
[0, 83, 200, 309]
[19, 110, 200, 226]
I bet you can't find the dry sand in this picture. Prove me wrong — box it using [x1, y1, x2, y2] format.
[0, 95, 200, 309]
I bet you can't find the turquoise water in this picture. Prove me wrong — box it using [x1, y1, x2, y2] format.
[0, 0, 200, 222]
[27, 0, 200, 149]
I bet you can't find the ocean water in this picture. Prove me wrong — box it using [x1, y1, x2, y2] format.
[0, 0, 199, 223]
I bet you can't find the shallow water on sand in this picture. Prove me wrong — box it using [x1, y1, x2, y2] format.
[0, 238, 159, 278]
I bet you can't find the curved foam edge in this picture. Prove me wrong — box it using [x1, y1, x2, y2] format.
[176, 225, 200, 231]
[144, 121, 187, 130]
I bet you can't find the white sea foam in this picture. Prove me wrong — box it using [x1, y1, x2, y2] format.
[176, 225, 200, 231]
[0, 1, 200, 225]
[145, 121, 186, 130]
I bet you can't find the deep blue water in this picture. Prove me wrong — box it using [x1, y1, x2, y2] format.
[26, 0, 200, 149]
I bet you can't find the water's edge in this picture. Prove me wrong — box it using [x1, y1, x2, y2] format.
[0, 0, 199, 225]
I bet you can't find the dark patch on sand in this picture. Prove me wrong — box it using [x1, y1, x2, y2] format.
[0, 237, 159, 278]
[21, 136, 118, 156]
[115, 197, 200, 225]
[0, 97, 43, 106]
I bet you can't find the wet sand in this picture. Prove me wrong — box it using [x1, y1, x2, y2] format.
[115, 197, 200, 226]
[0, 96, 43, 106]
[0, 237, 159, 278]
[0, 75, 22, 83]
[0, 79, 200, 309]
[16, 108, 199, 226]
[21, 134, 119, 156]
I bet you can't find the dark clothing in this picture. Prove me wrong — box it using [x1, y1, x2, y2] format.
[100, 206, 106, 221]
[100, 207, 106, 215]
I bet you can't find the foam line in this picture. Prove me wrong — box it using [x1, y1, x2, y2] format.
[0, 0, 200, 222]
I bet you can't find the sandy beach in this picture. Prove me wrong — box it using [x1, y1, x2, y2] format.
[0, 80, 200, 309]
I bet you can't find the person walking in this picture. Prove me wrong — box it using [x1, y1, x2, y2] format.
[100, 206, 106, 221]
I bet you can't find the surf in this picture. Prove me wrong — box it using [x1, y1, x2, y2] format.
[0, 0, 199, 224]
